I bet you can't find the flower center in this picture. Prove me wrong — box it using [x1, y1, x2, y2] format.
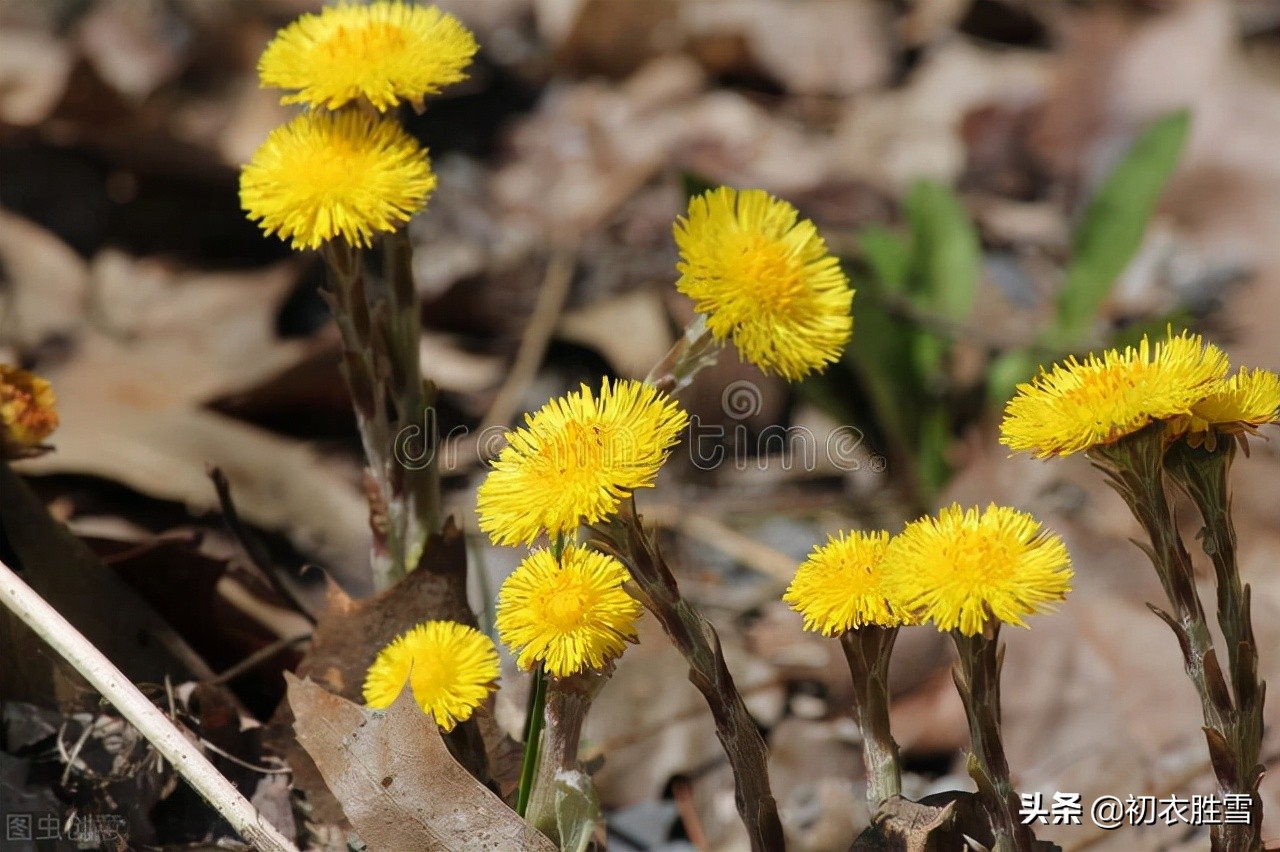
[410, 655, 453, 700]
[542, 589, 589, 632]
[731, 234, 804, 312]
[320, 23, 408, 62]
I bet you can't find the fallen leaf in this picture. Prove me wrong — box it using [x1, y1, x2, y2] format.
[13, 247, 372, 579]
[275, 519, 520, 822]
[287, 674, 556, 852]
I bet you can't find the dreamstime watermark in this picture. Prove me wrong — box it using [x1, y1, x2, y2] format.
[393, 379, 887, 474]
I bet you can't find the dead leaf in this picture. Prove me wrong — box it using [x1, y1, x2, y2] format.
[685, 0, 892, 97]
[0, 28, 74, 126]
[557, 290, 674, 379]
[13, 248, 371, 578]
[275, 519, 520, 822]
[0, 461, 209, 707]
[287, 675, 556, 852]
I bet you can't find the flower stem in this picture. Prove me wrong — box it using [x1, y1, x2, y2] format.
[646, 314, 722, 395]
[1091, 430, 1225, 728]
[321, 236, 442, 591]
[1094, 428, 1260, 851]
[594, 503, 786, 852]
[524, 670, 608, 843]
[951, 628, 1035, 852]
[839, 627, 903, 812]
[1166, 440, 1265, 851]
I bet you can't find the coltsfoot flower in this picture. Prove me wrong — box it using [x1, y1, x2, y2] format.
[883, 504, 1072, 636]
[496, 546, 643, 677]
[477, 378, 688, 546]
[362, 620, 499, 731]
[1000, 331, 1230, 458]
[674, 187, 854, 381]
[784, 531, 909, 635]
[257, 2, 478, 112]
[1172, 367, 1280, 450]
[240, 110, 436, 251]
[0, 365, 58, 451]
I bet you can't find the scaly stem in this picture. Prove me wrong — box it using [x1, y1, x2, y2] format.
[524, 670, 608, 844]
[1091, 430, 1225, 730]
[839, 627, 902, 812]
[1166, 440, 1265, 852]
[952, 628, 1034, 852]
[321, 237, 442, 591]
[593, 502, 785, 852]
[1093, 428, 1259, 851]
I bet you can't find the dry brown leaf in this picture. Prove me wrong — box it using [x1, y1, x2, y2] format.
[76, 0, 186, 100]
[0, 210, 90, 346]
[13, 247, 371, 575]
[556, 290, 674, 379]
[0, 28, 74, 126]
[287, 675, 556, 852]
[832, 41, 1050, 191]
[685, 0, 892, 97]
[276, 520, 519, 822]
[0, 461, 210, 707]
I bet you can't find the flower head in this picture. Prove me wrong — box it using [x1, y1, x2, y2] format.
[674, 187, 854, 381]
[1000, 331, 1230, 458]
[240, 110, 436, 250]
[783, 531, 911, 635]
[362, 620, 499, 731]
[477, 378, 688, 546]
[258, 2, 477, 112]
[882, 504, 1072, 636]
[0, 365, 58, 451]
[1171, 367, 1280, 450]
[496, 546, 643, 677]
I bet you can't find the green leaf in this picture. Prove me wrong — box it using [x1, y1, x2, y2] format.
[904, 180, 981, 320]
[985, 349, 1043, 407]
[857, 225, 913, 294]
[1054, 110, 1191, 344]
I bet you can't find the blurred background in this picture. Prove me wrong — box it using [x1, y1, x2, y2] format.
[2, 0, 1280, 849]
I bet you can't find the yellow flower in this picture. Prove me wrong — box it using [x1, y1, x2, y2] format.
[783, 531, 910, 635]
[477, 378, 688, 546]
[1000, 331, 1230, 458]
[496, 546, 643, 677]
[1171, 367, 1280, 449]
[257, 2, 477, 112]
[240, 110, 436, 251]
[362, 620, 499, 731]
[0, 365, 59, 450]
[674, 187, 854, 381]
[882, 504, 1072, 636]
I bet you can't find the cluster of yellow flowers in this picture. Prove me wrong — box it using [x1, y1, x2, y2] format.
[355, 187, 858, 718]
[1000, 329, 1280, 458]
[240, 2, 476, 250]
[360, 185, 858, 720]
[784, 504, 1074, 638]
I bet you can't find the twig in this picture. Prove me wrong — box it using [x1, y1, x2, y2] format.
[206, 632, 311, 687]
[0, 555, 300, 852]
[478, 248, 576, 437]
[208, 465, 318, 624]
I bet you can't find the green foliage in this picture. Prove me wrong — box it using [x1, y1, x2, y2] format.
[835, 179, 981, 498]
[1052, 111, 1191, 347]
[821, 111, 1191, 500]
[987, 110, 1192, 403]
